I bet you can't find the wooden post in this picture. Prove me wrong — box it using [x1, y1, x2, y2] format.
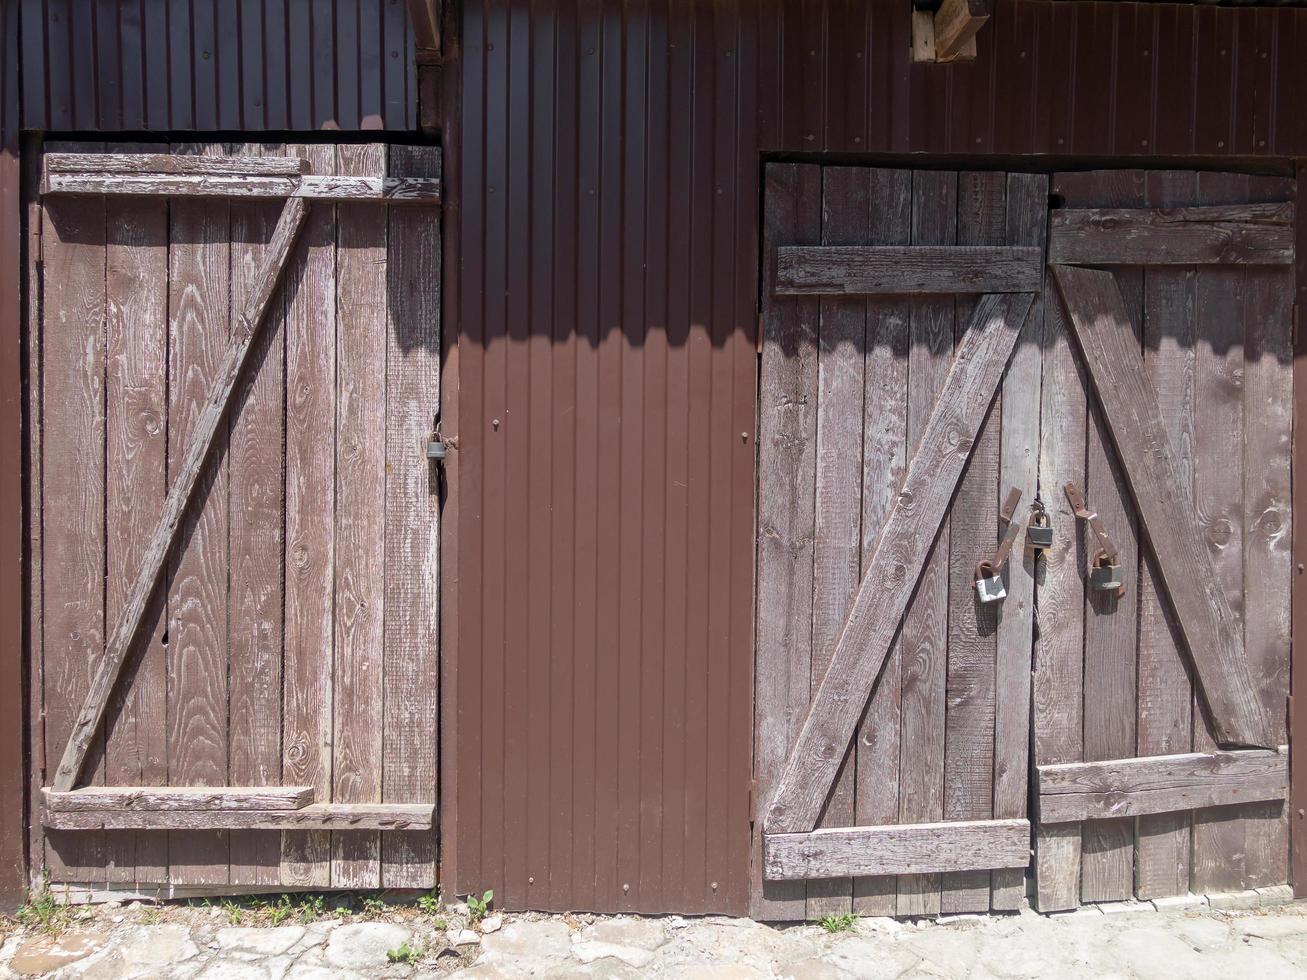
[1292, 161, 1307, 897]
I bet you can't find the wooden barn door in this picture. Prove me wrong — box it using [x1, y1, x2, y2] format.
[755, 164, 1047, 919]
[28, 143, 442, 895]
[756, 165, 1294, 919]
[1031, 171, 1293, 911]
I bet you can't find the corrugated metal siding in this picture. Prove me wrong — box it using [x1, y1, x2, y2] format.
[19, 0, 415, 131]
[447, 0, 1307, 916]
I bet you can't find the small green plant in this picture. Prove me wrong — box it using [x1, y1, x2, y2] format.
[219, 897, 246, 926]
[386, 941, 421, 965]
[416, 888, 442, 917]
[296, 894, 327, 923]
[361, 895, 388, 917]
[266, 894, 295, 926]
[142, 904, 164, 925]
[17, 876, 71, 937]
[466, 889, 493, 924]
[818, 912, 857, 934]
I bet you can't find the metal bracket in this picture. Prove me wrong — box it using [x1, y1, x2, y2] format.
[975, 486, 1023, 582]
[1063, 481, 1119, 563]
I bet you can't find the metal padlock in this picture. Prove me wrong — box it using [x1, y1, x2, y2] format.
[1026, 508, 1054, 550]
[426, 433, 448, 461]
[1088, 550, 1124, 591]
[974, 560, 1007, 604]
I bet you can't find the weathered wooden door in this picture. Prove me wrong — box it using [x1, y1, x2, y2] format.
[28, 142, 442, 895]
[755, 164, 1047, 919]
[1031, 171, 1293, 911]
[755, 165, 1294, 919]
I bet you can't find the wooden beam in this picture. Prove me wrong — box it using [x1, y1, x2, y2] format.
[43, 787, 314, 812]
[1052, 265, 1272, 748]
[51, 197, 311, 793]
[44, 803, 435, 832]
[1038, 747, 1288, 824]
[405, 0, 442, 56]
[1049, 203, 1294, 266]
[765, 291, 1034, 835]
[45, 152, 310, 177]
[764, 819, 1030, 881]
[934, 0, 993, 62]
[43, 171, 442, 204]
[774, 245, 1042, 295]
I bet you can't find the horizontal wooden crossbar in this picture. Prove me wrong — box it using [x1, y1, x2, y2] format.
[41, 153, 442, 204]
[44, 803, 434, 832]
[1049, 202, 1294, 265]
[763, 819, 1030, 880]
[1037, 746, 1288, 824]
[43, 786, 314, 812]
[773, 245, 1042, 295]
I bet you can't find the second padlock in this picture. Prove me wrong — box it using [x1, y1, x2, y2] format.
[974, 560, 1007, 603]
[1088, 549, 1124, 591]
[1027, 502, 1054, 551]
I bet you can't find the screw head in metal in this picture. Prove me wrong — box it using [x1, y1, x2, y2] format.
[623, 883, 630, 893]
[528, 876, 535, 884]
[492, 418, 500, 430]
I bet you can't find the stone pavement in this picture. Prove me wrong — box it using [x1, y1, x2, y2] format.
[5, 894, 1307, 979]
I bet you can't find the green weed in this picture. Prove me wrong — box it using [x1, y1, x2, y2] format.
[818, 912, 857, 934]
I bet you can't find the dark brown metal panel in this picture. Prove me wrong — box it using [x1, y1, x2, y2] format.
[0, 0, 26, 913]
[18, 0, 415, 132]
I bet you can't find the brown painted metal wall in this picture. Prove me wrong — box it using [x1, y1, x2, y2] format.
[445, 0, 1307, 916]
[1, 0, 26, 912]
[18, 0, 416, 131]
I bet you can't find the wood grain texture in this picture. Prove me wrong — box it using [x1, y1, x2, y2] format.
[280, 142, 337, 888]
[774, 245, 1041, 295]
[1136, 171, 1197, 901]
[941, 171, 1005, 914]
[45, 152, 309, 176]
[765, 819, 1028, 881]
[805, 166, 867, 920]
[40, 142, 108, 883]
[933, 0, 992, 61]
[1032, 223, 1089, 911]
[1076, 172, 1143, 905]
[46, 804, 434, 832]
[992, 171, 1047, 910]
[44, 787, 314, 812]
[165, 142, 233, 886]
[764, 287, 1033, 841]
[380, 144, 442, 888]
[852, 168, 911, 917]
[752, 162, 820, 921]
[227, 142, 286, 886]
[103, 143, 168, 885]
[52, 181, 309, 796]
[896, 170, 956, 917]
[1051, 264, 1270, 750]
[1038, 747, 1288, 823]
[1048, 203, 1294, 266]
[1240, 176, 1294, 888]
[330, 143, 388, 888]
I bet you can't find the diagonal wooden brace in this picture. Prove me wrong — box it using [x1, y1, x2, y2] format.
[764, 291, 1034, 835]
[52, 196, 311, 792]
[1052, 264, 1271, 749]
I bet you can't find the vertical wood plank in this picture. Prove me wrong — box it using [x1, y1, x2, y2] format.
[1241, 178, 1294, 889]
[896, 170, 956, 918]
[852, 168, 911, 917]
[1078, 171, 1142, 905]
[281, 142, 336, 888]
[103, 141, 168, 885]
[806, 165, 867, 920]
[227, 142, 286, 886]
[26, 141, 47, 889]
[1033, 175, 1090, 913]
[40, 141, 107, 884]
[992, 171, 1047, 911]
[752, 162, 819, 921]
[167, 142, 231, 886]
[942, 171, 1005, 914]
[331, 142, 388, 888]
[381, 144, 442, 888]
[1191, 172, 1250, 895]
[1136, 170, 1197, 901]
